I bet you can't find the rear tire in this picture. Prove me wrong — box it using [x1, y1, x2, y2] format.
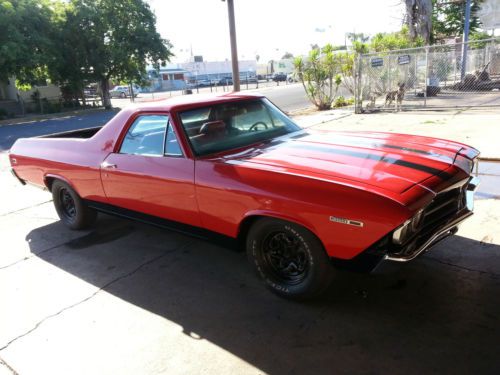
[246, 218, 334, 300]
[52, 180, 97, 230]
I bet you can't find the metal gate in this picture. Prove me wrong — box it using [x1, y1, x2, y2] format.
[355, 38, 500, 112]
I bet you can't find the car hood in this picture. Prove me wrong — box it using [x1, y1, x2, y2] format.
[222, 130, 479, 194]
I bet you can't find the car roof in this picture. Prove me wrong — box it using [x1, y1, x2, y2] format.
[128, 92, 265, 112]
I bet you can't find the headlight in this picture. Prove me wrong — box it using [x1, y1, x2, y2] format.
[464, 158, 474, 174]
[456, 157, 478, 175]
[393, 209, 424, 245]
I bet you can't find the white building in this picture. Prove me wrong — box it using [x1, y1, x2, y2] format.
[148, 59, 258, 91]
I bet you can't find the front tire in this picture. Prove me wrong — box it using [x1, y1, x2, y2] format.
[246, 218, 334, 300]
[52, 180, 97, 230]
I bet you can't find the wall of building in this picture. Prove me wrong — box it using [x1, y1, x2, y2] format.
[1, 78, 62, 102]
[18, 84, 62, 102]
[0, 78, 18, 101]
[180, 60, 257, 77]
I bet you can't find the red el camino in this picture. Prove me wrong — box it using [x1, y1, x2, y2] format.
[9, 93, 480, 299]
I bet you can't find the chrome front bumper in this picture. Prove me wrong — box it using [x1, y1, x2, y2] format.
[10, 168, 26, 185]
[384, 176, 480, 263]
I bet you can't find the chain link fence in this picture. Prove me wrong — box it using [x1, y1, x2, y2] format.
[355, 38, 500, 113]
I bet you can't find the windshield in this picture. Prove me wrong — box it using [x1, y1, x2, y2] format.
[179, 98, 301, 156]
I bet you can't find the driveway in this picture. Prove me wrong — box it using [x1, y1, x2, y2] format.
[0, 154, 499, 374]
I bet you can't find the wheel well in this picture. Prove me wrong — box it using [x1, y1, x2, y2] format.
[44, 176, 56, 192]
[44, 176, 71, 193]
[237, 215, 263, 247]
[237, 215, 326, 252]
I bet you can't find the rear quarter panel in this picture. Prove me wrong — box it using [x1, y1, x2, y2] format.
[8, 107, 136, 200]
[9, 138, 108, 201]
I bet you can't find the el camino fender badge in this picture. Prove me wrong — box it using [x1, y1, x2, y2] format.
[329, 216, 364, 227]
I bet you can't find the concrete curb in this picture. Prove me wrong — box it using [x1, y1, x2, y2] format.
[304, 112, 354, 128]
[0, 108, 120, 128]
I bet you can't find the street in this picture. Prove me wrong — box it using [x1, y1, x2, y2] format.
[0, 84, 322, 152]
[125, 82, 320, 112]
[0, 111, 119, 152]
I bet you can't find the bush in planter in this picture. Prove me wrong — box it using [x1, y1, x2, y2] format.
[333, 96, 355, 108]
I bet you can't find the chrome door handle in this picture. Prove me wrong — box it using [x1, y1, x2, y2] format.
[101, 161, 117, 169]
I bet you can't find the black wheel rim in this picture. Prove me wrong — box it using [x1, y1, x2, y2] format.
[261, 231, 309, 285]
[59, 188, 77, 221]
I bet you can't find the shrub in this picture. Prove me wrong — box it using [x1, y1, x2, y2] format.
[294, 44, 343, 110]
[333, 96, 355, 108]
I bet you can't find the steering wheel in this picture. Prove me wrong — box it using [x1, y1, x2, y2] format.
[248, 122, 269, 131]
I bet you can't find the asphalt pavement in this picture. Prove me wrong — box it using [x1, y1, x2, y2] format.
[0, 149, 499, 374]
[1, 102, 499, 374]
[0, 110, 119, 152]
[0, 84, 316, 152]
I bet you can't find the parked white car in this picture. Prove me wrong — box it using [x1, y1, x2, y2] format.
[109, 85, 140, 98]
[287, 72, 298, 83]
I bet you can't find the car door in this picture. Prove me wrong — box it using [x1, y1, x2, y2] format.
[100, 114, 201, 227]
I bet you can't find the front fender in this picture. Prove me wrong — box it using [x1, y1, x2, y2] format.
[239, 209, 321, 240]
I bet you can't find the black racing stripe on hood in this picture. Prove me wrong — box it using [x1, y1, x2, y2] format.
[287, 143, 453, 179]
[302, 133, 453, 161]
[381, 143, 452, 161]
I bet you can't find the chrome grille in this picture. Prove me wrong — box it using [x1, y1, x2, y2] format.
[422, 184, 467, 233]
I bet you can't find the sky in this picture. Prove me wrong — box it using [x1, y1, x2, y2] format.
[147, 0, 405, 63]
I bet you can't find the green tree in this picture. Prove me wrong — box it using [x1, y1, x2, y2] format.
[47, 1, 89, 104]
[432, 0, 484, 41]
[468, 30, 492, 47]
[0, 0, 54, 84]
[346, 32, 370, 43]
[352, 41, 369, 54]
[370, 26, 424, 52]
[61, 0, 173, 108]
[294, 44, 343, 110]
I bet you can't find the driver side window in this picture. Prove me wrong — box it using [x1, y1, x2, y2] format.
[120, 115, 168, 156]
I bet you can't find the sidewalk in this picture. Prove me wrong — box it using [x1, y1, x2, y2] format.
[301, 107, 500, 160]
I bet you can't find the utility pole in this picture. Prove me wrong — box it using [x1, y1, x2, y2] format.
[461, 0, 472, 80]
[224, 0, 240, 91]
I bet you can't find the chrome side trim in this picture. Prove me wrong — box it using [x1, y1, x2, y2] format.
[385, 176, 479, 263]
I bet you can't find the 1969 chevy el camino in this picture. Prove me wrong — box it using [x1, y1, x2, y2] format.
[9, 93, 480, 299]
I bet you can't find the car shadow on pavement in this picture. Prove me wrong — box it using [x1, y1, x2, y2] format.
[27, 215, 500, 374]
